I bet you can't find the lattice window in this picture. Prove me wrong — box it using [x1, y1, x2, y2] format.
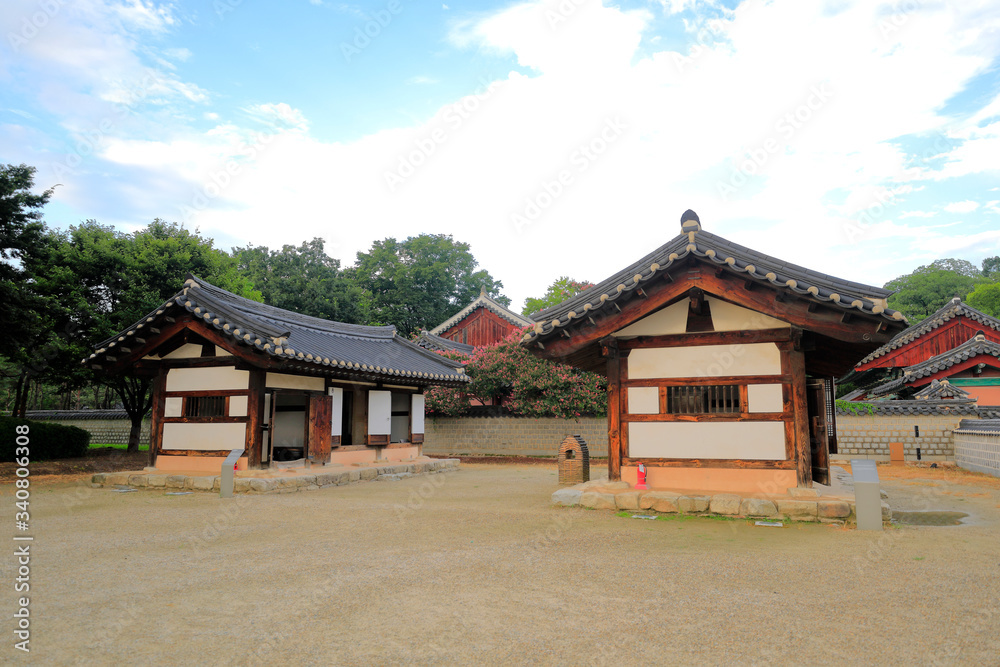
[665, 385, 740, 414]
[184, 396, 226, 418]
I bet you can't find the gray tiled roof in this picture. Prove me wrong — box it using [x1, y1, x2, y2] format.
[835, 399, 979, 416]
[977, 406, 1000, 419]
[22, 409, 134, 421]
[429, 291, 533, 335]
[522, 216, 904, 344]
[86, 276, 469, 385]
[414, 330, 475, 355]
[857, 298, 1000, 366]
[912, 379, 971, 400]
[955, 418, 1000, 433]
[869, 333, 1000, 396]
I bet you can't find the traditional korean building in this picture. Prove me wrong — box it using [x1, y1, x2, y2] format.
[846, 298, 1000, 403]
[426, 286, 533, 348]
[522, 211, 908, 491]
[84, 276, 469, 472]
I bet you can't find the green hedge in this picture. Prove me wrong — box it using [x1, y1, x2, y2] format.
[0, 417, 92, 462]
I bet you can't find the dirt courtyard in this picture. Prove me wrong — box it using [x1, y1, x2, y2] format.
[4, 463, 1000, 665]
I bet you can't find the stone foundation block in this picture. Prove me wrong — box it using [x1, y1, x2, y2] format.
[348, 470, 361, 482]
[742, 498, 778, 517]
[817, 500, 851, 519]
[360, 468, 378, 481]
[191, 476, 216, 491]
[678, 496, 711, 513]
[881, 501, 892, 521]
[615, 491, 642, 510]
[166, 475, 187, 489]
[106, 473, 130, 486]
[249, 478, 276, 493]
[92, 473, 107, 485]
[128, 475, 148, 488]
[709, 494, 742, 515]
[552, 488, 582, 506]
[787, 487, 819, 498]
[580, 492, 617, 510]
[777, 500, 818, 520]
[639, 492, 680, 513]
[147, 475, 167, 488]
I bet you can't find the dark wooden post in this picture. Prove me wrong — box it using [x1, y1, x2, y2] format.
[604, 339, 622, 481]
[789, 347, 812, 487]
[308, 393, 332, 463]
[246, 367, 265, 469]
[148, 366, 167, 468]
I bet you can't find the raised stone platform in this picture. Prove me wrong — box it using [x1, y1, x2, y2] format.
[552, 466, 891, 525]
[91, 458, 460, 494]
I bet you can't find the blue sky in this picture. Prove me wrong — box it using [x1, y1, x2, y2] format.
[2, 0, 999, 313]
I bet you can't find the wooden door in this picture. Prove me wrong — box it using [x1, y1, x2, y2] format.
[806, 380, 830, 485]
[308, 393, 332, 464]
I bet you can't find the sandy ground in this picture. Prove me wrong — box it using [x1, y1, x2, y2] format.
[3, 463, 1000, 666]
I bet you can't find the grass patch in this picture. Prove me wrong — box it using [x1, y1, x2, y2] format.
[89, 443, 149, 452]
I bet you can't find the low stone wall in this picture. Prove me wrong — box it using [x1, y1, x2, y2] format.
[954, 421, 1000, 478]
[23, 410, 151, 446]
[91, 459, 460, 494]
[835, 413, 960, 462]
[424, 416, 608, 457]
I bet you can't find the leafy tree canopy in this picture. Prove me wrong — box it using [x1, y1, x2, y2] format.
[424, 331, 606, 419]
[522, 276, 594, 317]
[982, 256, 1000, 278]
[233, 237, 366, 324]
[0, 164, 52, 358]
[884, 258, 988, 321]
[353, 234, 507, 335]
[967, 281, 1000, 317]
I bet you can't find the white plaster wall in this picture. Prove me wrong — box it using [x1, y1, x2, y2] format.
[628, 421, 786, 459]
[162, 422, 247, 451]
[706, 297, 790, 331]
[161, 343, 205, 359]
[164, 397, 183, 417]
[229, 395, 248, 417]
[613, 300, 688, 337]
[747, 384, 784, 413]
[628, 343, 781, 379]
[265, 372, 325, 391]
[411, 394, 425, 434]
[165, 367, 249, 392]
[627, 387, 660, 414]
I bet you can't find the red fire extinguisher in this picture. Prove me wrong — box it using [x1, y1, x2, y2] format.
[636, 462, 649, 490]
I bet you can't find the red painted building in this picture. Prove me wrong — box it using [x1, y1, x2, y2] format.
[848, 299, 1000, 404]
[427, 288, 533, 348]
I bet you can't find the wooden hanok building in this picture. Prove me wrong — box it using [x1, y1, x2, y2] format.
[427, 286, 533, 348]
[522, 211, 909, 492]
[84, 276, 469, 472]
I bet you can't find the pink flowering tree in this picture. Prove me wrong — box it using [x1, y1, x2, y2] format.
[424, 331, 607, 418]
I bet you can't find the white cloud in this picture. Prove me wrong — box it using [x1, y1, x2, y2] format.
[13, 0, 1000, 309]
[944, 200, 980, 214]
[406, 76, 439, 85]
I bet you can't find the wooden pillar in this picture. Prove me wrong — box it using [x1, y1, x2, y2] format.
[604, 340, 622, 481]
[148, 366, 167, 468]
[789, 347, 812, 487]
[308, 393, 332, 463]
[246, 367, 265, 469]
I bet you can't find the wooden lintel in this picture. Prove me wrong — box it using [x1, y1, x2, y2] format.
[619, 328, 793, 350]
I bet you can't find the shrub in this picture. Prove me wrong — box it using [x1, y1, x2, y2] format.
[0, 416, 91, 462]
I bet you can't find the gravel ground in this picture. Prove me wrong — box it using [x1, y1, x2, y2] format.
[4, 463, 1000, 666]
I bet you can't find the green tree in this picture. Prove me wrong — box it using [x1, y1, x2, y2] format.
[353, 234, 507, 335]
[967, 282, 1000, 317]
[885, 259, 987, 321]
[522, 276, 594, 316]
[982, 256, 1000, 278]
[0, 164, 51, 361]
[233, 238, 366, 323]
[424, 332, 606, 418]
